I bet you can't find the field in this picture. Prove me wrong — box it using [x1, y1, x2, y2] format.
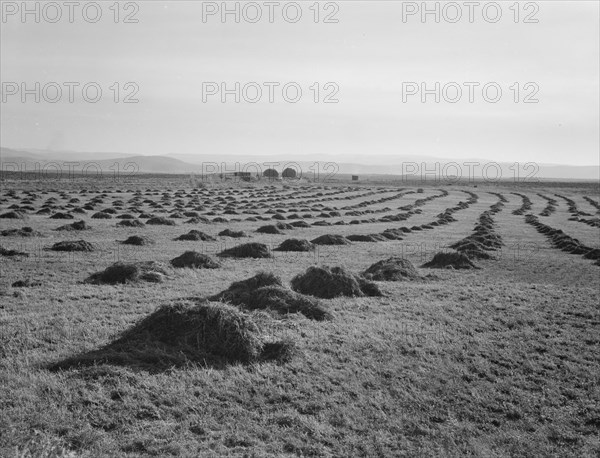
[0, 177, 599, 457]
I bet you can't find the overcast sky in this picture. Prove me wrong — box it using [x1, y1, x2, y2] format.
[1, 1, 598, 165]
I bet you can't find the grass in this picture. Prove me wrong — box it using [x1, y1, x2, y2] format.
[0, 179, 598, 457]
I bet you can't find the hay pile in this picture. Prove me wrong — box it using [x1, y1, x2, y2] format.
[218, 229, 247, 238]
[170, 251, 220, 269]
[210, 272, 332, 320]
[147, 216, 176, 226]
[218, 243, 272, 259]
[256, 225, 283, 234]
[0, 245, 29, 257]
[49, 240, 94, 252]
[50, 212, 74, 219]
[1, 226, 42, 237]
[86, 261, 171, 284]
[91, 212, 112, 219]
[362, 257, 421, 281]
[116, 219, 145, 228]
[175, 230, 216, 241]
[346, 234, 387, 242]
[49, 301, 292, 371]
[274, 239, 315, 252]
[12, 279, 42, 287]
[290, 221, 310, 228]
[120, 235, 155, 246]
[311, 234, 351, 245]
[0, 211, 26, 219]
[291, 266, 382, 298]
[422, 251, 479, 269]
[55, 220, 89, 231]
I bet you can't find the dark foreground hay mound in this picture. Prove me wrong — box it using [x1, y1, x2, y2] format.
[175, 230, 216, 241]
[49, 240, 94, 252]
[218, 242, 271, 259]
[291, 266, 382, 299]
[170, 251, 220, 269]
[274, 238, 315, 252]
[86, 261, 171, 284]
[120, 235, 155, 246]
[311, 234, 351, 245]
[362, 257, 421, 281]
[422, 251, 479, 270]
[210, 272, 332, 320]
[49, 302, 292, 371]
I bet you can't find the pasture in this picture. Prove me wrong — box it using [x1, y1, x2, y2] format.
[0, 177, 598, 457]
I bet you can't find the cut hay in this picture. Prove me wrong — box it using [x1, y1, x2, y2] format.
[175, 230, 216, 241]
[310, 234, 351, 245]
[170, 251, 221, 269]
[256, 225, 283, 234]
[0, 245, 29, 257]
[116, 219, 145, 228]
[274, 238, 315, 252]
[120, 235, 155, 246]
[91, 212, 112, 219]
[12, 279, 42, 287]
[218, 229, 247, 238]
[55, 220, 90, 231]
[422, 251, 479, 269]
[218, 243, 272, 259]
[1, 226, 42, 237]
[147, 216, 176, 226]
[210, 272, 332, 320]
[291, 266, 383, 299]
[49, 240, 94, 252]
[362, 257, 421, 281]
[0, 211, 26, 219]
[85, 261, 171, 284]
[49, 301, 291, 371]
[346, 234, 387, 242]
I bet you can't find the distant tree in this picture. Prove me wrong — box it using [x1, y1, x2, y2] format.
[282, 168, 297, 179]
[263, 168, 279, 179]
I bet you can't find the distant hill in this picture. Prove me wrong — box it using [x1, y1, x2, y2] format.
[1, 148, 598, 181]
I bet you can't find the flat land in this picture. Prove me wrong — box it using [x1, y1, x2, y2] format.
[1, 177, 598, 457]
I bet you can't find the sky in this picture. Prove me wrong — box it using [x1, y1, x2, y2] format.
[1, 1, 599, 166]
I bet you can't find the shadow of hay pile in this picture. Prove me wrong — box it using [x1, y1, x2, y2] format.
[49, 302, 293, 372]
[209, 272, 332, 321]
[291, 266, 383, 298]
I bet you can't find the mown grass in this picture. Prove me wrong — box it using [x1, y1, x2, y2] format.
[1, 180, 599, 457]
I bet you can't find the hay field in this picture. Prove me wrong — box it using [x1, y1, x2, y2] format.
[1, 178, 599, 457]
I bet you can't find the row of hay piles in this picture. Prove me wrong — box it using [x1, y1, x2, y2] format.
[525, 214, 600, 263]
[511, 193, 532, 215]
[448, 199, 505, 261]
[49, 301, 294, 371]
[421, 252, 479, 269]
[1, 226, 42, 237]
